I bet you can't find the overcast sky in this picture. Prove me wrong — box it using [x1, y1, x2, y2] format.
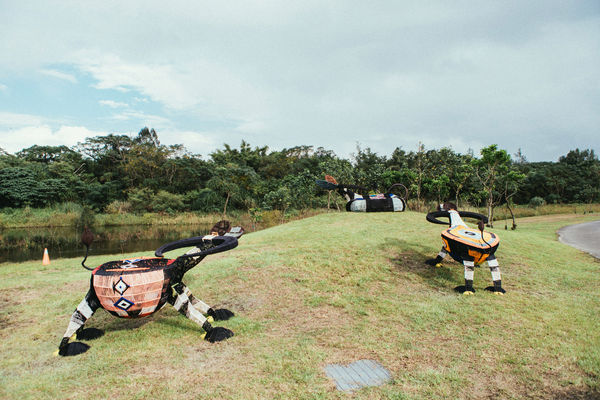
[0, 1, 598, 162]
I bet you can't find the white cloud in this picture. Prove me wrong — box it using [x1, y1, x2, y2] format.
[235, 120, 267, 134]
[0, 83, 7, 91]
[74, 54, 200, 110]
[0, 111, 45, 128]
[40, 69, 77, 83]
[0, 121, 106, 153]
[108, 110, 171, 128]
[72, 52, 272, 125]
[99, 100, 128, 109]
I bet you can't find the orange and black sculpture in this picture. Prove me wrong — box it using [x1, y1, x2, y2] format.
[425, 203, 505, 295]
[58, 222, 244, 356]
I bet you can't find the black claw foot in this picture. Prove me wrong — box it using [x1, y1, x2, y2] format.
[204, 327, 234, 343]
[208, 308, 235, 321]
[58, 341, 90, 356]
[485, 286, 506, 294]
[76, 328, 105, 341]
[454, 285, 476, 295]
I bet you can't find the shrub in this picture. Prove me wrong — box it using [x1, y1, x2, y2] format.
[263, 187, 292, 212]
[53, 202, 83, 214]
[105, 200, 132, 214]
[152, 190, 185, 214]
[127, 188, 155, 214]
[77, 206, 96, 229]
[546, 194, 560, 204]
[529, 196, 546, 208]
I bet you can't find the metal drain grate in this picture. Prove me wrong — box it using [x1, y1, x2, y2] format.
[325, 359, 392, 391]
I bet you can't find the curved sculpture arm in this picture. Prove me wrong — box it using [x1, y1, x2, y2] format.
[426, 210, 488, 225]
[387, 183, 408, 200]
[155, 235, 238, 259]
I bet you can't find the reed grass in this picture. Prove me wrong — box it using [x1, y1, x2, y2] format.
[1, 203, 598, 229]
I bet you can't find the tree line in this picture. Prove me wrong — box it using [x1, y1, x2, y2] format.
[0, 127, 598, 222]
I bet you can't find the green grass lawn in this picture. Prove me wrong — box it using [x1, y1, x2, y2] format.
[1, 212, 598, 399]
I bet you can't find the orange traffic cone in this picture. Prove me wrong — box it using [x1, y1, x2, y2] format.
[42, 248, 50, 265]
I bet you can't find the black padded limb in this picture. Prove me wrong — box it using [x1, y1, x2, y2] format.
[202, 321, 234, 342]
[59, 340, 90, 356]
[76, 327, 105, 340]
[155, 235, 238, 259]
[315, 179, 339, 190]
[426, 210, 489, 225]
[208, 308, 235, 321]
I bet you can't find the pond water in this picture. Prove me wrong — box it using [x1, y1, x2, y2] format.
[0, 224, 226, 263]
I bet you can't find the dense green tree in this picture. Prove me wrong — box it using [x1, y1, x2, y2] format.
[76, 134, 133, 165]
[75, 133, 133, 204]
[263, 186, 292, 215]
[352, 145, 387, 192]
[1, 127, 597, 216]
[282, 169, 321, 209]
[122, 141, 180, 190]
[207, 163, 258, 217]
[210, 140, 269, 172]
[0, 150, 21, 169]
[317, 157, 353, 184]
[0, 167, 42, 207]
[127, 187, 155, 213]
[387, 147, 410, 171]
[184, 188, 222, 213]
[16, 145, 81, 164]
[163, 156, 212, 194]
[151, 190, 186, 214]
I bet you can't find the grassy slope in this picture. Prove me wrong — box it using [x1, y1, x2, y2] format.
[0, 212, 598, 399]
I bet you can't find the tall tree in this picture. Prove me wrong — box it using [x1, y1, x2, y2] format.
[499, 169, 526, 229]
[412, 143, 426, 211]
[473, 144, 511, 227]
[17, 145, 82, 164]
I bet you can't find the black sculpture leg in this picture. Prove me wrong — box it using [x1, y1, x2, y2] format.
[484, 256, 506, 294]
[58, 289, 103, 356]
[338, 187, 355, 202]
[182, 283, 234, 321]
[455, 260, 476, 295]
[426, 248, 448, 267]
[171, 283, 234, 342]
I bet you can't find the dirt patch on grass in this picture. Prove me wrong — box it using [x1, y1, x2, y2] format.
[217, 294, 264, 314]
[0, 291, 45, 338]
[549, 385, 600, 400]
[0, 287, 39, 307]
[184, 341, 244, 369]
[392, 251, 431, 273]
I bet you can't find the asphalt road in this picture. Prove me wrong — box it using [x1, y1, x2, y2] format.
[558, 220, 600, 259]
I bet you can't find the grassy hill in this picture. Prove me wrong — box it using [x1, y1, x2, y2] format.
[1, 211, 598, 399]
